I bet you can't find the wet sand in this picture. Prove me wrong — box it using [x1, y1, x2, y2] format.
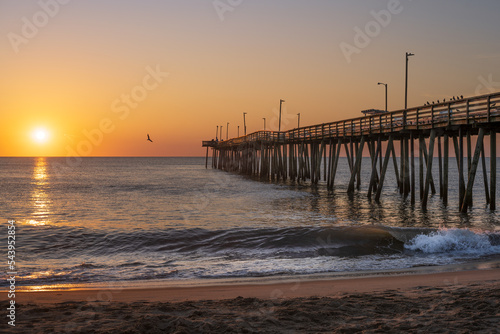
[5, 268, 500, 333]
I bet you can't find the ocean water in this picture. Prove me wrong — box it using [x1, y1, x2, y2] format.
[1, 157, 499, 289]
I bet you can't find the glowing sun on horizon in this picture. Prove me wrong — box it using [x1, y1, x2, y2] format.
[32, 128, 50, 144]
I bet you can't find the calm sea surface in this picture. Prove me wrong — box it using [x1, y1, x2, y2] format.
[1, 157, 499, 289]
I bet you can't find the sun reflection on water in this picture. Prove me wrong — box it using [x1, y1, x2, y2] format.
[17, 284, 78, 292]
[29, 157, 51, 226]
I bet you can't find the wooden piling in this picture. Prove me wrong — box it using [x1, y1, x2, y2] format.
[491, 130, 496, 210]
[443, 133, 449, 205]
[419, 136, 424, 200]
[404, 137, 410, 198]
[421, 137, 437, 195]
[330, 139, 341, 189]
[368, 137, 382, 199]
[375, 136, 394, 203]
[411, 133, 415, 205]
[422, 130, 436, 208]
[461, 128, 484, 212]
[391, 144, 401, 191]
[481, 137, 490, 204]
[348, 136, 365, 194]
[459, 127, 465, 209]
[437, 135, 443, 197]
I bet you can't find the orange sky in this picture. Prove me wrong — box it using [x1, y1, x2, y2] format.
[1, 0, 500, 156]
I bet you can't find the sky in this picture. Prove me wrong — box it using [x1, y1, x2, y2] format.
[1, 0, 500, 157]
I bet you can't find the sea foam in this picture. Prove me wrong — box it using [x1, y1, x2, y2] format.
[405, 229, 500, 254]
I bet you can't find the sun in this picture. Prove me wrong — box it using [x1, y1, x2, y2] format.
[32, 128, 50, 144]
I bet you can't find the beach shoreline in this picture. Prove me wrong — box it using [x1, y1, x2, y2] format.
[13, 267, 500, 304]
[6, 267, 499, 333]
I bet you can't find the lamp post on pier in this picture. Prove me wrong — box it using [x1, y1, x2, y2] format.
[263, 118, 266, 130]
[220, 125, 222, 140]
[238, 126, 240, 137]
[377, 82, 388, 112]
[216, 125, 219, 140]
[243, 112, 247, 136]
[405, 52, 414, 110]
[226, 122, 229, 140]
[297, 113, 300, 128]
[279, 99, 285, 132]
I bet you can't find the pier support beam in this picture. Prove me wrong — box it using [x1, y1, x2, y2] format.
[443, 133, 449, 205]
[419, 136, 424, 200]
[438, 135, 443, 198]
[481, 137, 490, 205]
[375, 136, 394, 203]
[205, 147, 209, 169]
[391, 144, 400, 191]
[411, 133, 415, 205]
[458, 128, 465, 209]
[422, 130, 436, 208]
[491, 130, 497, 210]
[329, 139, 341, 189]
[348, 136, 365, 195]
[461, 128, 484, 212]
[368, 137, 382, 199]
[404, 137, 410, 199]
[421, 136, 437, 195]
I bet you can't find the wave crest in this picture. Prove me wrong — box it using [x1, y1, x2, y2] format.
[404, 229, 500, 254]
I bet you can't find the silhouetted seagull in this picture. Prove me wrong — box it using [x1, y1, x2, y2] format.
[437, 100, 440, 103]
[460, 95, 463, 99]
[147, 134, 153, 142]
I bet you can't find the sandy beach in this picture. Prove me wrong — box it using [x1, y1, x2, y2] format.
[5, 268, 499, 333]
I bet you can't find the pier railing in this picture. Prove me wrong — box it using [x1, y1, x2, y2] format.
[210, 92, 500, 147]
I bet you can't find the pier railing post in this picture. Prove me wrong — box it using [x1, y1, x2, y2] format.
[448, 103, 452, 127]
[487, 96, 491, 123]
[431, 106, 434, 129]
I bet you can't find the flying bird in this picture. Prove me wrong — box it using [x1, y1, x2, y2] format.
[147, 134, 153, 142]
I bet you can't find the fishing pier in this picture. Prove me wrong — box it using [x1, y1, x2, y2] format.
[203, 92, 499, 212]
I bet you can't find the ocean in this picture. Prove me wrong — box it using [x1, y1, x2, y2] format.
[1, 157, 499, 290]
